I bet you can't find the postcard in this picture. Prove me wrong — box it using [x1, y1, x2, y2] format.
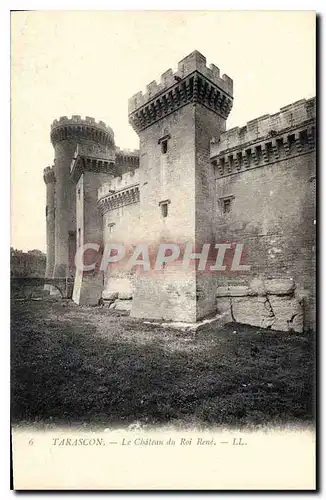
[11, 10, 316, 490]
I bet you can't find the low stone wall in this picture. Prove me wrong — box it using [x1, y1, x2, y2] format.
[216, 278, 308, 333]
[102, 278, 133, 312]
[100, 277, 312, 332]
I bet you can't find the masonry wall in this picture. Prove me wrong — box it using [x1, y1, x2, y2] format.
[53, 139, 77, 277]
[137, 106, 196, 244]
[195, 105, 227, 318]
[131, 105, 198, 321]
[102, 198, 140, 298]
[214, 151, 316, 284]
[214, 151, 316, 328]
[44, 177, 55, 279]
[73, 171, 112, 305]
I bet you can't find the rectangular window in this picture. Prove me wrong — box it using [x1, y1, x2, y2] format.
[161, 203, 168, 217]
[108, 222, 115, 234]
[158, 133, 171, 155]
[78, 228, 81, 247]
[223, 199, 231, 213]
[219, 195, 234, 215]
[161, 140, 168, 155]
[159, 199, 170, 218]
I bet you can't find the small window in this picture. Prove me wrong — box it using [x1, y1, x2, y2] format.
[158, 134, 171, 154]
[45, 205, 48, 217]
[78, 188, 81, 200]
[78, 228, 81, 247]
[219, 195, 234, 214]
[159, 199, 170, 218]
[108, 222, 115, 234]
[161, 202, 168, 218]
[161, 140, 168, 154]
[223, 199, 231, 214]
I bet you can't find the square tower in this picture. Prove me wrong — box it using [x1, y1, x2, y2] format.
[128, 51, 233, 322]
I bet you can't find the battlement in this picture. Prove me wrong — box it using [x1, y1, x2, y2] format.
[115, 147, 140, 168]
[210, 97, 316, 179]
[43, 165, 55, 184]
[211, 97, 316, 155]
[50, 115, 115, 147]
[128, 50, 233, 115]
[97, 168, 140, 201]
[115, 147, 139, 156]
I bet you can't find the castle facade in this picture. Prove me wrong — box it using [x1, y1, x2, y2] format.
[44, 51, 316, 331]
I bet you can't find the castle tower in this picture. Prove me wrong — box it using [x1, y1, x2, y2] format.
[70, 140, 116, 305]
[128, 50, 233, 322]
[43, 165, 56, 287]
[50, 116, 115, 279]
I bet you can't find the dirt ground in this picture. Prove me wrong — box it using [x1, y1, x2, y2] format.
[11, 297, 315, 429]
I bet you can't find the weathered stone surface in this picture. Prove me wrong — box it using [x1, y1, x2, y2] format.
[102, 290, 118, 300]
[216, 286, 229, 297]
[292, 313, 304, 333]
[249, 278, 266, 296]
[228, 286, 252, 297]
[118, 290, 133, 300]
[216, 297, 233, 322]
[261, 316, 276, 329]
[295, 288, 310, 303]
[115, 299, 132, 311]
[265, 278, 295, 295]
[231, 295, 278, 328]
[216, 285, 255, 297]
[268, 295, 303, 332]
[231, 296, 264, 327]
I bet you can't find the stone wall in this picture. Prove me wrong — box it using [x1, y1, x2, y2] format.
[216, 278, 306, 333]
[211, 99, 316, 330]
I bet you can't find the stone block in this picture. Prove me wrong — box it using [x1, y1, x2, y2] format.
[295, 288, 310, 303]
[231, 296, 263, 327]
[268, 295, 303, 333]
[216, 297, 233, 322]
[216, 286, 229, 297]
[102, 290, 118, 300]
[265, 278, 295, 295]
[249, 278, 266, 296]
[231, 296, 276, 328]
[118, 290, 133, 300]
[115, 299, 132, 311]
[228, 286, 252, 297]
[292, 313, 304, 333]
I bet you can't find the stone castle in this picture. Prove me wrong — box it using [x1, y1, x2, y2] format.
[43, 51, 316, 332]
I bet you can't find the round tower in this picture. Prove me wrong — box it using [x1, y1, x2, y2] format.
[50, 115, 115, 278]
[43, 165, 56, 284]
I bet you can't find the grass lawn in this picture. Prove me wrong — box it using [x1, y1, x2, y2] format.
[11, 298, 315, 429]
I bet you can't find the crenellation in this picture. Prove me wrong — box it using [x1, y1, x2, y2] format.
[43, 165, 56, 184]
[50, 116, 115, 148]
[97, 168, 140, 201]
[209, 63, 220, 80]
[51, 115, 114, 135]
[211, 97, 316, 157]
[128, 50, 233, 115]
[98, 182, 140, 214]
[213, 125, 315, 179]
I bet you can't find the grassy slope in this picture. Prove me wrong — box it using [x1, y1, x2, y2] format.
[11, 299, 315, 429]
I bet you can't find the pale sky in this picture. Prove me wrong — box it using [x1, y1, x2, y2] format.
[11, 10, 315, 252]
